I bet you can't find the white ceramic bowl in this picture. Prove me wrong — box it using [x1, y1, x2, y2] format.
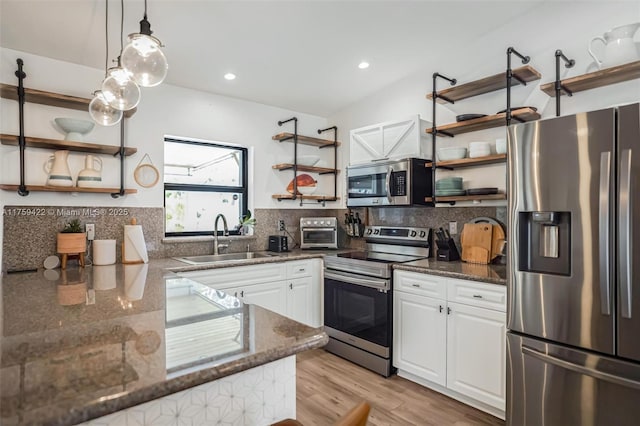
[496, 138, 507, 154]
[54, 117, 95, 141]
[437, 147, 467, 161]
[297, 185, 317, 195]
[469, 148, 491, 158]
[292, 155, 320, 166]
[469, 141, 491, 150]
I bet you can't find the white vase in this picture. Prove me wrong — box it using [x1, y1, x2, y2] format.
[77, 154, 103, 188]
[44, 150, 73, 187]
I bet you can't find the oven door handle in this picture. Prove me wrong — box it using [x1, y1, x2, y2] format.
[302, 227, 336, 232]
[325, 271, 390, 291]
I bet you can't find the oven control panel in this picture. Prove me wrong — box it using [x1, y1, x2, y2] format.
[365, 225, 431, 242]
[300, 217, 337, 228]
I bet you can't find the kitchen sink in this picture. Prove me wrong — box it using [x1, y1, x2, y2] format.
[174, 252, 275, 264]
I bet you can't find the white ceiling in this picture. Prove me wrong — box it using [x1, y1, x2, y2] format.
[0, 1, 544, 116]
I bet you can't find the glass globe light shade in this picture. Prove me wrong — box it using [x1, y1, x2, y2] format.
[89, 91, 123, 126]
[101, 67, 141, 111]
[121, 34, 168, 87]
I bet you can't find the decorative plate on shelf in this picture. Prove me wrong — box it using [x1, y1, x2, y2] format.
[456, 113, 487, 122]
[286, 173, 317, 195]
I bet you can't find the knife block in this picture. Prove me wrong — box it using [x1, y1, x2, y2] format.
[436, 238, 460, 261]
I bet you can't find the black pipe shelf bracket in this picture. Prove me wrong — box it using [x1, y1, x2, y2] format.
[431, 72, 457, 204]
[554, 49, 576, 117]
[506, 47, 531, 126]
[111, 119, 127, 198]
[317, 125, 339, 206]
[277, 117, 299, 203]
[15, 59, 28, 196]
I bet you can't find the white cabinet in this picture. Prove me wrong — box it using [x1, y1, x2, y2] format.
[241, 280, 288, 315]
[393, 291, 447, 386]
[349, 115, 431, 165]
[446, 301, 506, 410]
[178, 258, 322, 327]
[393, 270, 506, 418]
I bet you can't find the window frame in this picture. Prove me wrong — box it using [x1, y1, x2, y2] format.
[164, 137, 249, 237]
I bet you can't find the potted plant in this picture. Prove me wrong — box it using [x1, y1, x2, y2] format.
[57, 219, 87, 269]
[238, 210, 257, 235]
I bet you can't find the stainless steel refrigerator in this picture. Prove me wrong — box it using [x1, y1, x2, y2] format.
[507, 103, 640, 425]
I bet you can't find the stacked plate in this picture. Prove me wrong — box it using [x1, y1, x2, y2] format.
[435, 177, 465, 196]
[469, 141, 491, 158]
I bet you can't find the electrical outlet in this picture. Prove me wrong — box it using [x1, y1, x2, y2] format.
[278, 219, 286, 231]
[86, 223, 95, 240]
[448, 221, 457, 235]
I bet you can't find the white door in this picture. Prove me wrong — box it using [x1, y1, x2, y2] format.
[287, 277, 314, 327]
[393, 291, 447, 386]
[241, 281, 287, 316]
[446, 302, 506, 410]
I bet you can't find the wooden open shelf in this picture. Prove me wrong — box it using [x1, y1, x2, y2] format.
[272, 132, 341, 147]
[437, 154, 506, 169]
[272, 163, 339, 174]
[426, 108, 540, 137]
[0, 134, 137, 156]
[427, 65, 541, 103]
[0, 83, 138, 117]
[0, 184, 137, 194]
[434, 193, 506, 203]
[272, 194, 339, 201]
[0, 83, 136, 117]
[540, 60, 640, 97]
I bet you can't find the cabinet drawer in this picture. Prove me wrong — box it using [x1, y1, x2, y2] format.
[286, 260, 312, 278]
[447, 278, 506, 312]
[178, 262, 286, 289]
[394, 270, 447, 299]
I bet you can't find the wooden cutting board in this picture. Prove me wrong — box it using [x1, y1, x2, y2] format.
[490, 224, 506, 261]
[461, 223, 493, 264]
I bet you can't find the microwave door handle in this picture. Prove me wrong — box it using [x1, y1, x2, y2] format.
[599, 151, 612, 316]
[385, 167, 393, 203]
[620, 148, 633, 318]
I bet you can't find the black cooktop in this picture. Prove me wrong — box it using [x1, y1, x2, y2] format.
[336, 251, 426, 264]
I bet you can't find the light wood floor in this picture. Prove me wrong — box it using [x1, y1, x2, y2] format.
[296, 349, 505, 426]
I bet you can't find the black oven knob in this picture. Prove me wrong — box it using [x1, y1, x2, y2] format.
[366, 228, 373, 235]
[410, 230, 417, 237]
[419, 231, 426, 238]
[373, 229, 380, 235]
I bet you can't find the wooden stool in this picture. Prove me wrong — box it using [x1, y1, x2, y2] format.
[60, 252, 85, 269]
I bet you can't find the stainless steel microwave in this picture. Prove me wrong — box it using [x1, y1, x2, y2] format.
[346, 158, 432, 207]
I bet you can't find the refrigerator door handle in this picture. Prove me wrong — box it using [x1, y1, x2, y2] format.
[522, 345, 640, 390]
[599, 151, 612, 316]
[620, 148, 633, 319]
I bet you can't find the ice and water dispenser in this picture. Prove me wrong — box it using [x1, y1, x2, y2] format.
[518, 211, 571, 276]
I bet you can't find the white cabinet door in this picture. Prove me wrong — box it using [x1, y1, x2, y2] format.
[446, 301, 506, 410]
[287, 277, 314, 327]
[349, 115, 430, 165]
[393, 291, 447, 386]
[240, 281, 287, 316]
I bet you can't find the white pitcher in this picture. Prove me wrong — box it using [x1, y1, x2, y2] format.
[589, 22, 640, 69]
[77, 154, 103, 188]
[44, 150, 73, 187]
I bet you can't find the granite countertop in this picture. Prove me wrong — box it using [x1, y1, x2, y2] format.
[394, 259, 507, 285]
[0, 260, 328, 426]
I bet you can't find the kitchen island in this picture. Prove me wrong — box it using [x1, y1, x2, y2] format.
[0, 260, 328, 426]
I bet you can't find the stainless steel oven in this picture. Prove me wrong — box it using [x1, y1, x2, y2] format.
[323, 226, 431, 377]
[300, 217, 338, 249]
[346, 158, 432, 207]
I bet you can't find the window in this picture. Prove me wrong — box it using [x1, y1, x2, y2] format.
[164, 137, 248, 236]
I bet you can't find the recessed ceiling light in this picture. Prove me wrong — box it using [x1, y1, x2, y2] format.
[358, 62, 370, 69]
[224, 73, 236, 80]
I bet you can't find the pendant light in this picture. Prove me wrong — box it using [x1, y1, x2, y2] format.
[121, 0, 168, 87]
[101, 0, 141, 111]
[89, 0, 123, 126]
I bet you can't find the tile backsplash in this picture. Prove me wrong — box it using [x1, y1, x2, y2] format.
[2, 205, 505, 271]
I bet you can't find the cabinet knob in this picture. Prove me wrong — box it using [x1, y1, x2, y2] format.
[289, 283, 293, 289]
[472, 294, 483, 299]
[240, 290, 244, 298]
[439, 305, 443, 313]
[447, 307, 451, 315]
[298, 268, 305, 272]
[411, 284, 420, 288]
[234, 292, 238, 298]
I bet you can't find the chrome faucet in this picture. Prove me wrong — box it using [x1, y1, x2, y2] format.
[214, 214, 229, 255]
